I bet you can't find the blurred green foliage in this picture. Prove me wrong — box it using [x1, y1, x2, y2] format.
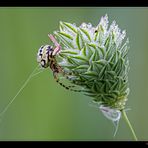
[0, 7, 148, 141]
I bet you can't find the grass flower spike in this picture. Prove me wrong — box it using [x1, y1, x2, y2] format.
[37, 14, 137, 140]
[55, 15, 130, 112]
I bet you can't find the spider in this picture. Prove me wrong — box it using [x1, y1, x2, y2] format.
[37, 34, 81, 92]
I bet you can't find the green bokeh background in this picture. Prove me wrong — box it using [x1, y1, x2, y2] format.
[0, 7, 147, 141]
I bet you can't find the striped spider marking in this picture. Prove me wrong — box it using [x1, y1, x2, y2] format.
[37, 34, 83, 92]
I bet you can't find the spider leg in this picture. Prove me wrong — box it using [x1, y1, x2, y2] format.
[53, 71, 83, 92]
[61, 70, 85, 86]
[53, 72, 72, 89]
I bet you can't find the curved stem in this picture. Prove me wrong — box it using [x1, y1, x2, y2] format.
[121, 110, 138, 141]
